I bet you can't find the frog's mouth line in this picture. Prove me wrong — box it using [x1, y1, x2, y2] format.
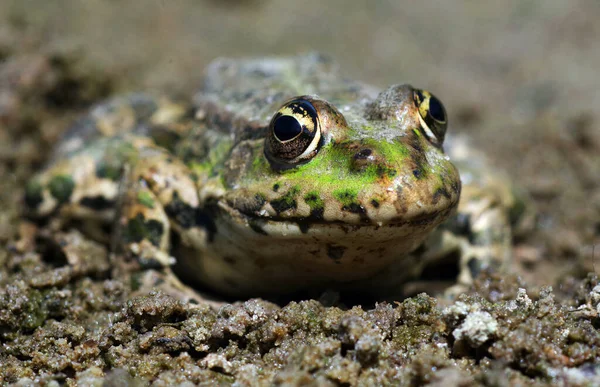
[217, 199, 455, 235]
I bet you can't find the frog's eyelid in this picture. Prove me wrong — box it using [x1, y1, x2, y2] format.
[418, 114, 438, 142]
[292, 124, 321, 161]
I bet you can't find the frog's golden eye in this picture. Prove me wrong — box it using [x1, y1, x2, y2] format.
[413, 89, 447, 146]
[265, 97, 322, 169]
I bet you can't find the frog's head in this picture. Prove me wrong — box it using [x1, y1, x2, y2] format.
[221, 84, 459, 225]
[219, 84, 460, 241]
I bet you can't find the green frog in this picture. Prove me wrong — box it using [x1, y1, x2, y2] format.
[24, 53, 523, 298]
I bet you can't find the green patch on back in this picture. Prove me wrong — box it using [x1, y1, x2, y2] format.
[123, 213, 164, 247]
[24, 180, 44, 209]
[362, 138, 411, 162]
[137, 191, 155, 209]
[48, 175, 75, 204]
[96, 161, 122, 181]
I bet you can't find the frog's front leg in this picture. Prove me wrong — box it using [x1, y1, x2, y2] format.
[452, 184, 512, 287]
[117, 146, 210, 269]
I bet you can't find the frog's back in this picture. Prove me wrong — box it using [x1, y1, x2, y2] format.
[195, 53, 378, 141]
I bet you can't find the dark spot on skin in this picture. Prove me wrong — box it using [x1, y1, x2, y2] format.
[298, 222, 310, 234]
[138, 256, 167, 269]
[304, 192, 324, 220]
[24, 181, 43, 209]
[408, 134, 428, 180]
[370, 199, 380, 208]
[270, 187, 299, 214]
[327, 244, 346, 262]
[509, 196, 527, 226]
[96, 161, 122, 181]
[231, 193, 266, 215]
[452, 178, 461, 195]
[48, 175, 75, 205]
[411, 133, 423, 153]
[353, 148, 372, 160]
[375, 165, 396, 178]
[336, 190, 366, 217]
[80, 195, 115, 210]
[250, 194, 268, 213]
[165, 192, 196, 229]
[309, 207, 324, 220]
[273, 183, 280, 192]
[343, 202, 365, 215]
[412, 242, 427, 256]
[467, 257, 482, 279]
[432, 187, 451, 204]
[249, 219, 268, 235]
[123, 213, 164, 247]
[195, 208, 217, 243]
[444, 212, 471, 236]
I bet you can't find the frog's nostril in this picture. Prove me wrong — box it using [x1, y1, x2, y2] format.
[354, 148, 373, 160]
[352, 148, 376, 169]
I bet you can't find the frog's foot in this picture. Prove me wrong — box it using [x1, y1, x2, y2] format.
[444, 200, 513, 298]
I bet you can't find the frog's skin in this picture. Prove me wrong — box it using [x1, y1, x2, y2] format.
[24, 54, 519, 298]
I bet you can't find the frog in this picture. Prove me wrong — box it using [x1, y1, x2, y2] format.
[24, 53, 524, 299]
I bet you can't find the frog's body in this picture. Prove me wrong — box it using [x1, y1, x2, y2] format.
[25, 54, 519, 297]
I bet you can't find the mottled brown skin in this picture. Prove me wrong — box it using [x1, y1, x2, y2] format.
[24, 54, 520, 297]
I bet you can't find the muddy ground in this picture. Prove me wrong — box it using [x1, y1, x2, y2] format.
[0, 1, 599, 385]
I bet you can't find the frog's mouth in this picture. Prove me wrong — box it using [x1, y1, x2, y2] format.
[216, 197, 458, 238]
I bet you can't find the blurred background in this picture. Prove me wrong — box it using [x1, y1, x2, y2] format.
[1, 0, 599, 286]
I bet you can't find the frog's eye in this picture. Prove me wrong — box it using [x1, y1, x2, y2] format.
[413, 89, 447, 145]
[265, 97, 322, 169]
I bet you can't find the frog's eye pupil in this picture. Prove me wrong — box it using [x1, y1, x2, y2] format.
[274, 115, 302, 142]
[428, 96, 445, 122]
